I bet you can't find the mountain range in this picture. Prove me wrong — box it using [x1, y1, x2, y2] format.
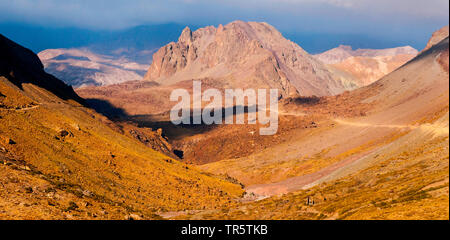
[0, 22, 448, 220]
[76, 21, 424, 117]
[0, 23, 185, 88]
[2, 22, 425, 89]
[38, 48, 149, 87]
[314, 45, 419, 86]
[314, 45, 418, 64]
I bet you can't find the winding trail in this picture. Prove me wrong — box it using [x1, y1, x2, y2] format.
[334, 118, 449, 136]
[277, 110, 449, 135]
[245, 111, 449, 197]
[0, 104, 40, 112]
[334, 118, 417, 130]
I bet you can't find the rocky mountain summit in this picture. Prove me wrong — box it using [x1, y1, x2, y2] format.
[144, 21, 358, 97]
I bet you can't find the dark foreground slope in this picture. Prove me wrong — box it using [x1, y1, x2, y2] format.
[0, 34, 83, 103]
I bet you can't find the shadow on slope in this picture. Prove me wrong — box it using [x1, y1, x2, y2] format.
[84, 98, 128, 119]
[132, 105, 259, 140]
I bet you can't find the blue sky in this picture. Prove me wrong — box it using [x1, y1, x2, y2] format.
[0, 0, 448, 52]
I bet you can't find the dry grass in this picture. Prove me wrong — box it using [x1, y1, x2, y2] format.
[0, 78, 243, 219]
[183, 130, 449, 220]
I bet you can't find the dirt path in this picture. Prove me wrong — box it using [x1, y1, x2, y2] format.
[0, 104, 40, 112]
[276, 110, 449, 135]
[334, 118, 417, 130]
[245, 113, 449, 197]
[334, 118, 449, 136]
[245, 147, 379, 197]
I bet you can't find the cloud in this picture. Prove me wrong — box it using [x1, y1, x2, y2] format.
[0, 0, 448, 51]
[0, 0, 447, 30]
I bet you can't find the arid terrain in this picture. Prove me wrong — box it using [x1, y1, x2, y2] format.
[1, 21, 449, 220]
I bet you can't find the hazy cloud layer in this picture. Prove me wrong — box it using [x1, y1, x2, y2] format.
[1, 0, 447, 29]
[0, 0, 448, 50]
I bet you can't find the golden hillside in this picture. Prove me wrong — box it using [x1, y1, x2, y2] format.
[0, 34, 243, 220]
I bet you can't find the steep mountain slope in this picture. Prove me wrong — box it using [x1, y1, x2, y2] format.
[194, 35, 448, 220]
[0, 34, 243, 219]
[144, 21, 358, 97]
[0, 35, 83, 103]
[422, 25, 449, 52]
[314, 45, 418, 86]
[38, 48, 148, 87]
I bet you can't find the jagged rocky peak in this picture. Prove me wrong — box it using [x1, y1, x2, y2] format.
[179, 26, 193, 44]
[144, 21, 358, 97]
